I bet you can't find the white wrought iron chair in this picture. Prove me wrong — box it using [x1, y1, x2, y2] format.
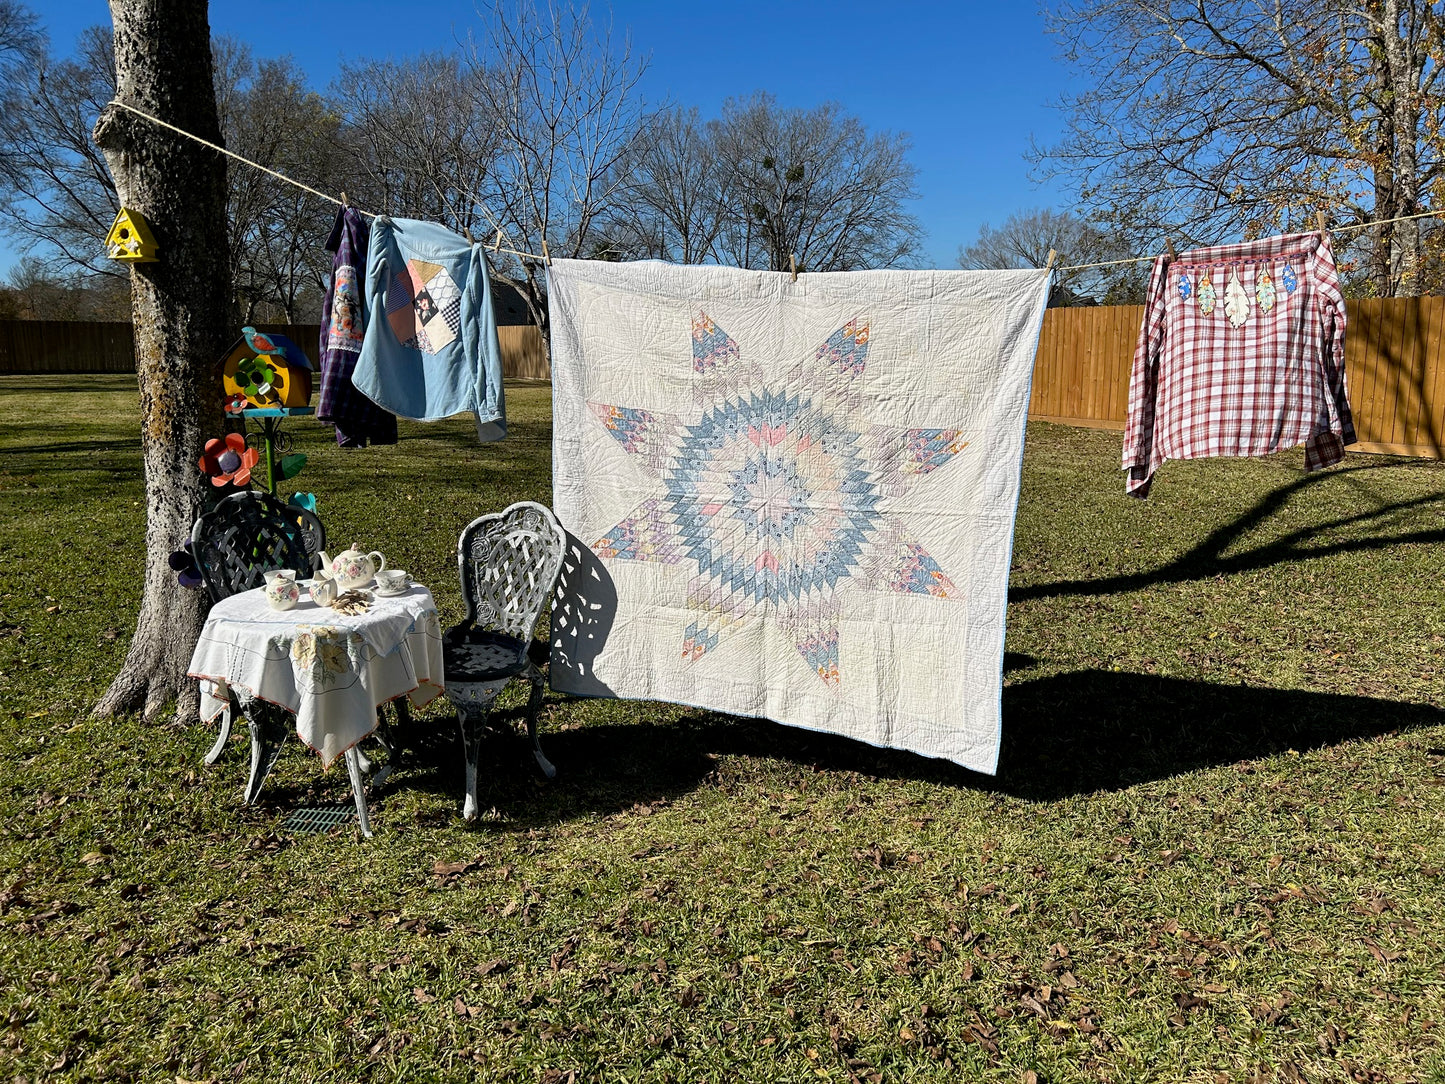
[443, 501, 566, 820]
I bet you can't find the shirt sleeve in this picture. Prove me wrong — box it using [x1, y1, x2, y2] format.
[1121, 255, 1170, 497]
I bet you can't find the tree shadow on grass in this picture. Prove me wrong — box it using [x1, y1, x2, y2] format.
[1014, 463, 1445, 602]
[375, 667, 1442, 827]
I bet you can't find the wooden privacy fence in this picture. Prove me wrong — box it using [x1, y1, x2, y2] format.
[0, 320, 551, 381]
[8, 306, 1445, 457]
[1029, 297, 1445, 458]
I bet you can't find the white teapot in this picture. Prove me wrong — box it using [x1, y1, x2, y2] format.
[317, 544, 387, 589]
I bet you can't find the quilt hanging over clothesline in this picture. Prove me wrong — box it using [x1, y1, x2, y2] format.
[548, 260, 1050, 774]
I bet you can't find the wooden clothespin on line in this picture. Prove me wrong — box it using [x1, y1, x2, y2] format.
[789, 252, 799, 283]
[492, 228, 503, 253]
[1164, 237, 1178, 264]
[540, 238, 552, 266]
[1316, 210, 1330, 235]
[339, 191, 349, 209]
[463, 226, 476, 244]
[1045, 248, 1057, 273]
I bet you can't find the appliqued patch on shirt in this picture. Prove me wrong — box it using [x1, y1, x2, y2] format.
[1197, 271, 1216, 315]
[1256, 268, 1277, 313]
[327, 265, 365, 352]
[1281, 263, 1298, 292]
[387, 260, 462, 355]
[1224, 269, 1250, 328]
[1178, 272, 1191, 300]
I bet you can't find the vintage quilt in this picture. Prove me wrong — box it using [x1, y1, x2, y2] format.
[548, 260, 1050, 774]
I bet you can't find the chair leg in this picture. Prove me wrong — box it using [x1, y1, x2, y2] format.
[372, 698, 410, 786]
[243, 699, 291, 805]
[203, 695, 235, 766]
[455, 685, 504, 822]
[344, 747, 373, 838]
[524, 663, 555, 779]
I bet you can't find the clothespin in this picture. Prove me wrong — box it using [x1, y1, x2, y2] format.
[789, 252, 799, 282]
[1316, 210, 1329, 235]
[339, 191, 349, 209]
[492, 228, 502, 253]
[1045, 248, 1057, 273]
[463, 226, 476, 244]
[541, 238, 552, 266]
[1164, 237, 1178, 263]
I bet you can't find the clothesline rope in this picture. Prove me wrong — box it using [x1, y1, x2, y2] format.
[1055, 208, 1445, 271]
[109, 99, 1445, 277]
[107, 99, 550, 265]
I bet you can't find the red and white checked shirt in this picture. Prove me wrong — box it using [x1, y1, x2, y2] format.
[1121, 231, 1354, 497]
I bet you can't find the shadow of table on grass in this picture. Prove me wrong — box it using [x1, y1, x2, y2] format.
[380, 668, 1442, 826]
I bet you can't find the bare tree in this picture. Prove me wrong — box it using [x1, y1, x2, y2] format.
[709, 93, 922, 273]
[959, 207, 1146, 305]
[92, 0, 232, 720]
[221, 49, 343, 321]
[462, 0, 648, 337]
[331, 53, 500, 235]
[0, 23, 120, 276]
[1038, 0, 1445, 296]
[0, 25, 343, 317]
[603, 105, 727, 263]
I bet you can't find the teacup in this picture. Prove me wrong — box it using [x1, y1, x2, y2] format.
[375, 569, 408, 595]
[263, 570, 300, 610]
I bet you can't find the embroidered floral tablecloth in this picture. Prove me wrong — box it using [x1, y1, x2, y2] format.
[187, 584, 445, 766]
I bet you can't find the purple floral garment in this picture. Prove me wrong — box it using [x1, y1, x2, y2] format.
[317, 208, 398, 447]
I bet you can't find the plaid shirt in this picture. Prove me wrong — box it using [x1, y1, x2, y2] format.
[1122, 231, 1354, 497]
[317, 208, 398, 447]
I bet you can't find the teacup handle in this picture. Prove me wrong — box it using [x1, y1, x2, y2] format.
[369, 552, 387, 573]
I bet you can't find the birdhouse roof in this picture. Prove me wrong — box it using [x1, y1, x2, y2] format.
[219, 329, 314, 372]
[105, 208, 157, 248]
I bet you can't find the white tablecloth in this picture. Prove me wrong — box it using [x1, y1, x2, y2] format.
[187, 583, 445, 766]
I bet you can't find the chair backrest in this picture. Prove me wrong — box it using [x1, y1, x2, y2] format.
[457, 501, 566, 641]
[190, 490, 326, 603]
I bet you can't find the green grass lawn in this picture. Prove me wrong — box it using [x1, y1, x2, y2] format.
[2, 373, 1444, 1083]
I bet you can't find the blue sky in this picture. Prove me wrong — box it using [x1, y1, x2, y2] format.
[27, 1, 1077, 272]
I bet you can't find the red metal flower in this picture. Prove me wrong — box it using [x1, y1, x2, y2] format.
[198, 432, 259, 487]
[224, 392, 248, 414]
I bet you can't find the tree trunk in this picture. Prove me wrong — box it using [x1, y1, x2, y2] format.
[92, 0, 232, 721]
[1381, 0, 1423, 295]
[1367, 13, 1398, 297]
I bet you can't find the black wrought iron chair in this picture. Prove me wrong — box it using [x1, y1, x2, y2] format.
[189, 490, 329, 793]
[191, 490, 325, 606]
[443, 501, 566, 820]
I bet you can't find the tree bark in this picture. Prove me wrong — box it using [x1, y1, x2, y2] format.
[92, 0, 231, 721]
[1381, 0, 1423, 295]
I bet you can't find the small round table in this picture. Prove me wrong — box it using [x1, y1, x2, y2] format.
[187, 581, 445, 836]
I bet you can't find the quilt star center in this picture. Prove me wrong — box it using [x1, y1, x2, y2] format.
[663, 388, 881, 604]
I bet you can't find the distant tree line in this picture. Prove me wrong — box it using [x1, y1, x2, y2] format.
[0, 0, 923, 335]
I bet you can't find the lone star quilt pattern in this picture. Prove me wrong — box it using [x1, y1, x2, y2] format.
[548, 260, 1051, 774]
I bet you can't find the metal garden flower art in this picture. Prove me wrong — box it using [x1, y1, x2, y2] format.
[198, 432, 260, 487]
[168, 545, 203, 589]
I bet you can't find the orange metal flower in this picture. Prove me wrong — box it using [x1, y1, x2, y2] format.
[198, 432, 259, 487]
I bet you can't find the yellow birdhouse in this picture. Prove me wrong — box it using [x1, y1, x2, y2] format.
[220, 327, 314, 409]
[105, 208, 158, 263]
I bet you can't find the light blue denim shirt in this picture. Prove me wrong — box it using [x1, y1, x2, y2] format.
[353, 216, 506, 441]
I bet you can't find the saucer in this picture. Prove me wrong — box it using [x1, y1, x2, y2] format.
[373, 582, 411, 597]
